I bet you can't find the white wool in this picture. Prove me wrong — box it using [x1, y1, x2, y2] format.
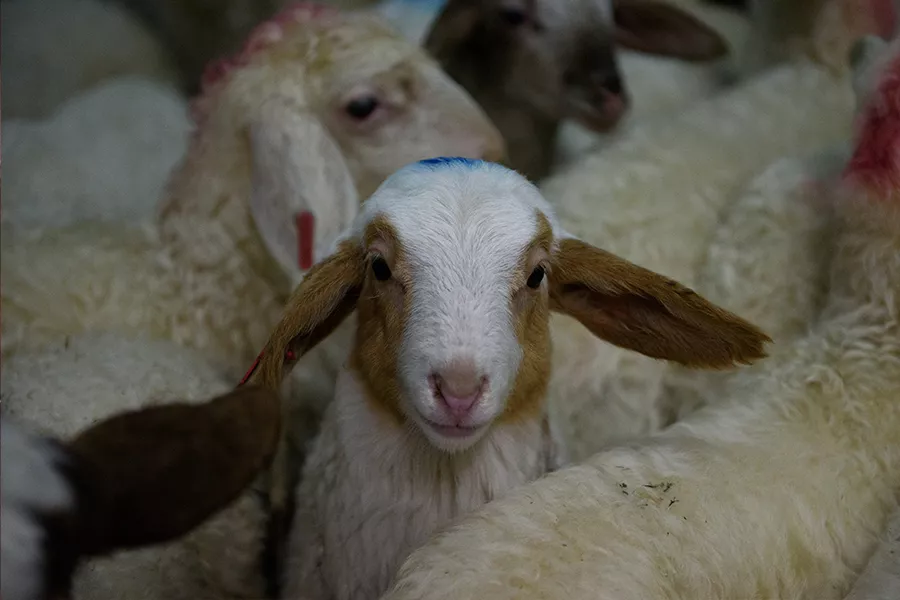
[542, 55, 856, 461]
[1, 0, 178, 120]
[660, 145, 852, 420]
[0, 332, 269, 600]
[0, 420, 74, 600]
[842, 508, 900, 600]
[1, 77, 191, 231]
[381, 167, 900, 600]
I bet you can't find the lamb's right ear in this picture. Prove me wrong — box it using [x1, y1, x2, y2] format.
[423, 0, 482, 61]
[63, 386, 281, 556]
[248, 100, 360, 285]
[550, 237, 772, 368]
[243, 236, 367, 390]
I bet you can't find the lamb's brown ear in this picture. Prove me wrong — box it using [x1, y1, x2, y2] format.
[550, 238, 771, 368]
[64, 386, 281, 556]
[423, 0, 483, 61]
[242, 239, 366, 391]
[612, 0, 729, 61]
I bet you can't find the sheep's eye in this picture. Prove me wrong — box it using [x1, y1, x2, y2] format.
[526, 265, 545, 289]
[372, 256, 392, 281]
[498, 6, 528, 26]
[345, 95, 380, 120]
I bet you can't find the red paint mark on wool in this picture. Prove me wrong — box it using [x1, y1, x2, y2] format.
[296, 211, 315, 270]
[843, 53, 900, 197]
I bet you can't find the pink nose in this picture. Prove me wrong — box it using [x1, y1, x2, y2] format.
[431, 361, 487, 417]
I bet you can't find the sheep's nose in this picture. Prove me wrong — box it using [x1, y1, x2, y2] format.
[599, 72, 623, 96]
[431, 360, 487, 417]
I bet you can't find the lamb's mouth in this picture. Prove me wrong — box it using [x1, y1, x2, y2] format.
[419, 416, 484, 439]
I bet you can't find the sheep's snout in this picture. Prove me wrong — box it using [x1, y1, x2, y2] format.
[429, 360, 489, 421]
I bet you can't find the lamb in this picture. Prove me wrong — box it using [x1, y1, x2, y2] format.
[422, 0, 738, 180]
[1, 0, 179, 119]
[1, 76, 191, 232]
[380, 34, 900, 600]
[1, 3, 504, 369]
[538, 0, 887, 462]
[0, 383, 280, 600]
[241, 156, 771, 599]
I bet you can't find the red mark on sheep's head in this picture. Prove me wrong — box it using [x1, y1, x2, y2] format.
[843, 50, 900, 197]
[190, 3, 340, 125]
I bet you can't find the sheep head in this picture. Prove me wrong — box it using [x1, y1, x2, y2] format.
[161, 2, 504, 285]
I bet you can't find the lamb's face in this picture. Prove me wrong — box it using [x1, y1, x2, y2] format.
[350, 159, 558, 452]
[305, 15, 506, 197]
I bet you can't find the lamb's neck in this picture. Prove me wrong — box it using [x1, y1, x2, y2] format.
[335, 367, 548, 509]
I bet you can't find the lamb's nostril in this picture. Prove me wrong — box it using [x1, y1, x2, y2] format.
[598, 72, 623, 96]
[431, 363, 487, 416]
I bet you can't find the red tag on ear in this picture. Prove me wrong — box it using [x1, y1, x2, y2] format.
[296, 211, 315, 270]
[238, 352, 263, 386]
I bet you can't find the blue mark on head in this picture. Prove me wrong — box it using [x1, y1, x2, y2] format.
[416, 156, 484, 169]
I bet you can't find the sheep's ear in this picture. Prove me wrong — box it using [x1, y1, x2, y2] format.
[423, 0, 482, 61]
[549, 238, 771, 369]
[611, 0, 729, 61]
[248, 100, 359, 285]
[242, 238, 367, 390]
[64, 386, 281, 556]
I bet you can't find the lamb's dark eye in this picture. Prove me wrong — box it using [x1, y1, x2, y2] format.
[372, 256, 392, 281]
[499, 7, 528, 26]
[526, 265, 545, 289]
[345, 95, 380, 120]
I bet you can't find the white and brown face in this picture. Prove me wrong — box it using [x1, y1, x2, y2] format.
[424, 0, 728, 132]
[251, 159, 770, 453]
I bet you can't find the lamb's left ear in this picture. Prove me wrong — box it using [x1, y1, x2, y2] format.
[612, 0, 729, 61]
[550, 238, 771, 368]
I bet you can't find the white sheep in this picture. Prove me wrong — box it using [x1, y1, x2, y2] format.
[0, 373, 281, 600]
[241, 156, 770, 599]
[1, 76, 191, 232]
[539, 0, 885, 462]
[0, 332, 278, 600]
[1, 0, 179, 120]
[1, 4, 503, 370]
[379, 35, 900, 598]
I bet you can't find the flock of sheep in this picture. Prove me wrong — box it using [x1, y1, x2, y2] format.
[1, 0, 899, 599]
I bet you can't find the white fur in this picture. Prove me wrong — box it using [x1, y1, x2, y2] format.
[284, 370, 547, 599]
[379, 105, 900, 600]
[1, 0, 178, 119]
[1, 77, 191, 232]
[0, 420, 74, 600]
[283, 160, 564, 599]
